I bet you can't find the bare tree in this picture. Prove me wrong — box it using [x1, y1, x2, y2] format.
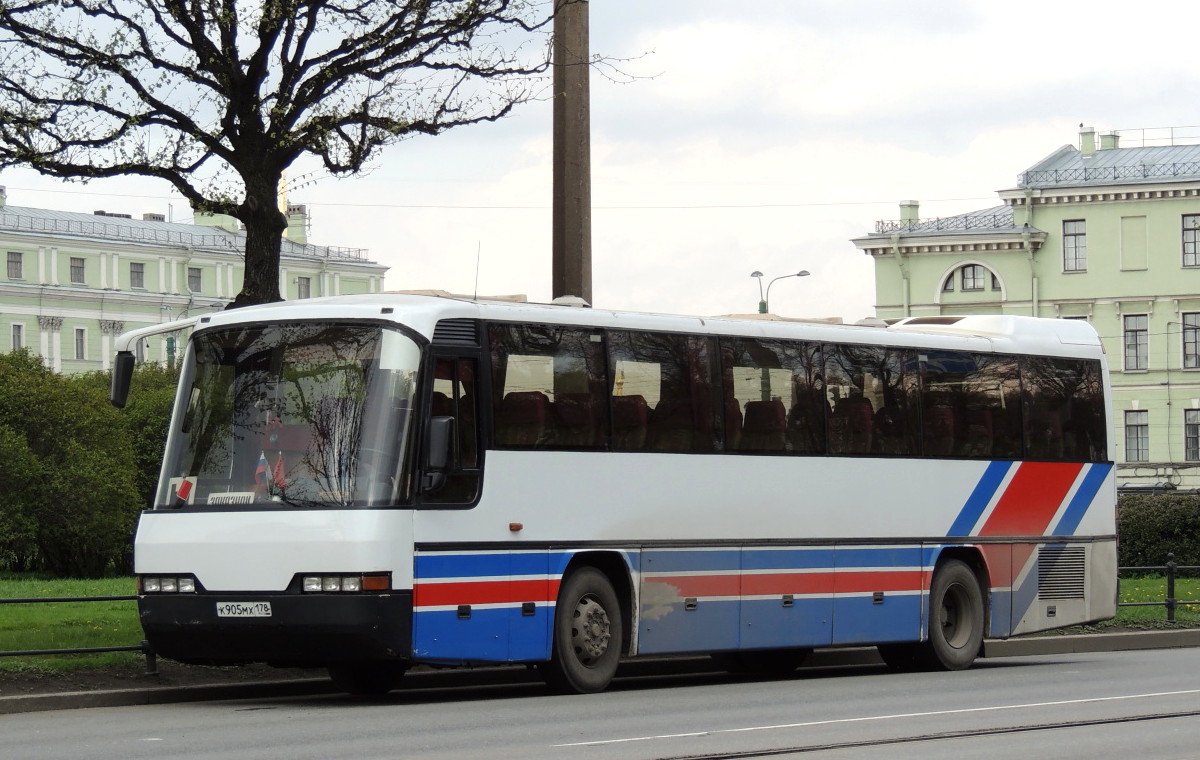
[0, 0, 555, 306]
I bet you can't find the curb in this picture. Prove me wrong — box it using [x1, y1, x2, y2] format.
[3, 629, 1198, 715]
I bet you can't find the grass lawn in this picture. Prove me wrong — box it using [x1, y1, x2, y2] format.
[0, 576, 145, 673]
[1, 573, 1199, 674]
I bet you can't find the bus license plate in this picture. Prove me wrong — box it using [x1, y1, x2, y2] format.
[215, 601, 272, 618]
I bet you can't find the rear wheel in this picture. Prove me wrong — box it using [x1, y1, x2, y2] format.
[540, 567, 623, 694]
[879, 560, 984, 672]
[922, 559, 984, 670]
[327, 663, 407, 695]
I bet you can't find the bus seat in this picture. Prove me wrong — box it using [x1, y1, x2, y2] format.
[740, 399, 786, 452]
[646, 398, 695, 451]
[724, 397, 743, 451]
[832, 396, 874, 454]
[611, 394, 648, 450]
[554, 392, 601, 447]
[962, 408, 993, 456]
[496, 391, 550, 447]
[923, 404, 956, 456]
[431, 391, 452, 417]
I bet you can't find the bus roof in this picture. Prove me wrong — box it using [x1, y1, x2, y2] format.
[189, 293, 1104, 359]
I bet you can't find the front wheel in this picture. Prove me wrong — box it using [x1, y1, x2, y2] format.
[540, 567, 623, 694]
[922, 559, 985, 670]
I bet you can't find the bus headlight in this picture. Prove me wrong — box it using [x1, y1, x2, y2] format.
[300, 573, 389, 593]
[140, 575, 197, 593]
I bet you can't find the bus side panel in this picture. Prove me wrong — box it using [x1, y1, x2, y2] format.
[638, 548, 741, 655]
[411, 550, 559, 664]
[830, 546, 925, 645]
[739, 547, 834, 650]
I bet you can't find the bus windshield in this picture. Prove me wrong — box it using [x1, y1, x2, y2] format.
[158, 323, 421, 509]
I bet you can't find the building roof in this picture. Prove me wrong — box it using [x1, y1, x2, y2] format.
[869, 205, 1017, 237]
[0, 203, 374, 263]
[1017, 142, 1200, 189]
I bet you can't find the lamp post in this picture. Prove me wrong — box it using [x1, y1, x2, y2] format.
[751, 270, 810, 314]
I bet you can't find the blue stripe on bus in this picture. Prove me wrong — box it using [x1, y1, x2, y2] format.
[741, 548, 836, 570]
[1051, 463, 1113, 536]
[947, 460, 1013, 537]
[414, 552, 573, 578]
[641, 550, 741, 573]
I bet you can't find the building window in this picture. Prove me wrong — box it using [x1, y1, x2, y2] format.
[1185, 215, 1200, 267]
[74, 328, 86, 361]
[1187, 410, 1200, 461]
[1125, 410, 1149, 462]
[297, 276, 311, 299]
[1185, 313, 1200, 369]
[960, 265, 985, 291]
[7, 251, 22, 280]
[991, 272, 1001, 291]
[188, 267, 202, 292]
[11, 323, 23, 351]
[941, 275, 954, 292]
[70, 257, 85, 284]
[130, 262, 145, 289]
[1063, 220, 1087, 271]
[1124, 314, 1149, 371]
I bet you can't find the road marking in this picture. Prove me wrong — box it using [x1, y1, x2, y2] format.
[553, 689, 1200, 747]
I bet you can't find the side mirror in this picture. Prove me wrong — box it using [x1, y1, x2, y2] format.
[422, 416, 455, 492]
[110, 351, 136, 408]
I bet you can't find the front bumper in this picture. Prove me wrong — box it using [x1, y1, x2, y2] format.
[139, 591, 413, 666]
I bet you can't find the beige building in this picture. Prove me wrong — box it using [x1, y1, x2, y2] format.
[853, 126, 1200, 490]
[0, 186, 388, 373]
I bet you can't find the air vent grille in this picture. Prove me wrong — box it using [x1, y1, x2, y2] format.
[1038, 545, 1087, 600]
[433, 319, 479, 346]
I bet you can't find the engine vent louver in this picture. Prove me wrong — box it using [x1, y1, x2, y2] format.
[432, 319, 479, 346]
[1037, 545, 1087, 600]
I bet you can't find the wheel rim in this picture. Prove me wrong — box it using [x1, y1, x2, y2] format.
[570, 594, 611, 664]
[939, 582, 973, 649]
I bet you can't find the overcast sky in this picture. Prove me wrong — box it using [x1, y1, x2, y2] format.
[4, 0, 1200, 322]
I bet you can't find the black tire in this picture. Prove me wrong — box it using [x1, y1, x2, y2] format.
[921, 559, 984, 670]
[714, 648, 811, 676]
[540, 567, 623, 694]
[876, 642, 922, 672]
[327, 663, 407, 696]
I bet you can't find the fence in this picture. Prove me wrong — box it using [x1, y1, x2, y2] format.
[0, 594, 157, 674]
[1117, 554, 1200, 623]
[2, 560, 1197, 667]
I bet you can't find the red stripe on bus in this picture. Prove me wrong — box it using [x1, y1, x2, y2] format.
[647, 570, 925, 598]
[413, 579, 558, 607]
[979, 461, 1083, 538]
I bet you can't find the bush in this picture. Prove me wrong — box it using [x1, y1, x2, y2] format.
[1118, 492, 1200, 568]
[0, 351, 143, 577]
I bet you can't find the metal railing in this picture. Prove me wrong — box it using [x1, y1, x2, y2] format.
[0, 594, 157, 674]
[873, 213, 1015, 235]
[1118, 554, 1200, 623]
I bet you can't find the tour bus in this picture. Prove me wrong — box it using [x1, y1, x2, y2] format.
[110, 293, 1116, 694]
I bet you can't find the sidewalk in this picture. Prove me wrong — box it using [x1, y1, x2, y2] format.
[3, 629, 1199, 715]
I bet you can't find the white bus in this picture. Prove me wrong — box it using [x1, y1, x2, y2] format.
[111, 294, 1116, 694]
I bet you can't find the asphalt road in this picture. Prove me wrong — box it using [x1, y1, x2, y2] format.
[4, 646, 1200, 760]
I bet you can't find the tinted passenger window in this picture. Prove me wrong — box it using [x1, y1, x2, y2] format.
[824, 345, 919, 456]
[920, 352, 1022, 459]
[607, 331, 719, 452]
[1021, 357, 1107, 461]
[488, 324, 607, 449]
[720, 338, 825, 454]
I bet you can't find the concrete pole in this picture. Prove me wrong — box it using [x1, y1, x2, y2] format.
[552, 0, 592, 304]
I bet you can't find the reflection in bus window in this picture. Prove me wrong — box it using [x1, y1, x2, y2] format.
[720, 337, 825, 454]
[919, 352, 1022, 459]
[824, 344, 919, 456]
[1021, 357, 1107, 461]
[607, 331, 719, 453]
[488, 324, 607, 449]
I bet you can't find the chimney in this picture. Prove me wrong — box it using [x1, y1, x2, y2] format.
[1080, 125, 1097, 156]
[899, 200, 920, 227]
[1100, 132, 1121, 150]
[285, 203, 309, 246]
[0, 185, 6, 208]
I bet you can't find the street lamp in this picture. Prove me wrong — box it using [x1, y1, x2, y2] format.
[751, 270, 810, 314]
